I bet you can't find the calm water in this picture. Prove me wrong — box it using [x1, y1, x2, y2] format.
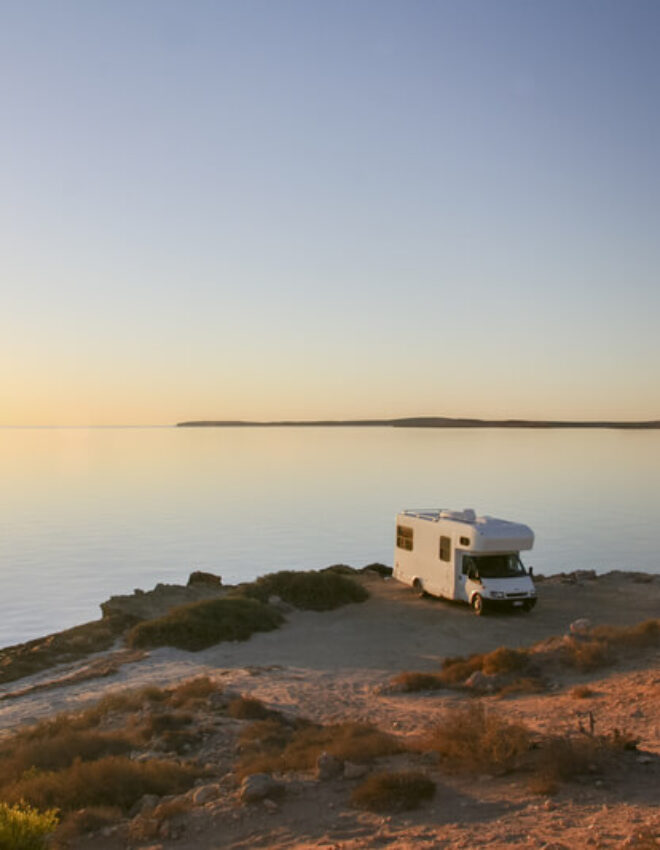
[1, 427, 659, 648]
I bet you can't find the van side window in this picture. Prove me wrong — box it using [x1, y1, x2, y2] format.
[396, 525, 414, 551]
[459, 536, 470, 546]
[439, 536, 451, 561]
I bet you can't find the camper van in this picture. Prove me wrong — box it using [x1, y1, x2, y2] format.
[393, 508, 536, 614]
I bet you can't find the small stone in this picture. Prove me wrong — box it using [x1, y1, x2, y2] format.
[263, 798, 279, 813]
[569, 618, 592, 636]
[343, 762, 369, 779]
[543, 799, 556, 811]
[636, 755, 653, 764]
[316, 751, 343, 781]
[192, 784, 221, 805]
[240, 773, 284, 803]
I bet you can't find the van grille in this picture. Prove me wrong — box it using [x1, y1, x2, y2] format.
[506, 592, 526, 598]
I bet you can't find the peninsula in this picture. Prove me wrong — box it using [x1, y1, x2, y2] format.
[177, 417, 660, 429]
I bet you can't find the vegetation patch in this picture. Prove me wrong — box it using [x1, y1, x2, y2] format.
[126, 596, 284, 651]
[350, 771, 435, 812]
[236, 718, 402, 778]
[0, 802, 59, 850]
[0, 755, 200, 813]
[389, 671, 445, 692]
[238, 570, 369, 611]
[227, 696, 277, 720]
[425, 703, 531, 774]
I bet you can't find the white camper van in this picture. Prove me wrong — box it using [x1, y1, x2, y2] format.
[393, 508, 536, 615]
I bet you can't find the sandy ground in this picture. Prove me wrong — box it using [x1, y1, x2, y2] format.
[1, 571, 659, 849]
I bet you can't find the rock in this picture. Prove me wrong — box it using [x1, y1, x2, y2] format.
[187, 571, 222, 587]
[267, 595, 294, 613]
[240, 773, 284, 803]
[192, 783, 221, 805]
[343, 762, 369, 779]
[129, 793, 160, 817]
[569, 618, 592, 636]
[263, 798, 279, 813]
[316, 752, 344, 781]
[465, 671, 500, 692]
[543, 799, 556, 811]
[636, 755, 653, 764]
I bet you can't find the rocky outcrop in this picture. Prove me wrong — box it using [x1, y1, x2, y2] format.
[100, 575, 226, 622]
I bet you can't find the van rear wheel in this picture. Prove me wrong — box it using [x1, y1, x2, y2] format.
[412, 578, 425, 597]
[471, 594, 485, 616]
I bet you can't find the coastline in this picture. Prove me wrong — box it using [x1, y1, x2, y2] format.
[177, 417, 660, 429]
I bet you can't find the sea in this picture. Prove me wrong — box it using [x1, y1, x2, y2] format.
[1, 426, 659, 649]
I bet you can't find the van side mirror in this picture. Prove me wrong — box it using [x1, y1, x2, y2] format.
[468, 567, 480, 582]
[528, 566, 534, 577]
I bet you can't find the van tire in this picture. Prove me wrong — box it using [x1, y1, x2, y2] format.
[412, 578, 425, 597]
[471, 594, 485, 616]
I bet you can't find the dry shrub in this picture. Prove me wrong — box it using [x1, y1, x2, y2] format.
[481, 647, 529, 675]
[571, 685, 596, 699]
[52, 806, 122, 846]
[236, 720, 401, 778]
[528, 730, 638, 795]
[425, 703, 531, 774]
[497, 677, 546, 697]
[0, 756, 199, 813]
[144, 710, 193, 735]
[0, 728, 136, 783]
[127, 596, 284, 651]
[80, 685, 169, 727]
[389, 672, 445, 692]
[591, 619, 660, 650]
[168, 676, 220, 707]
[350, 771, 435, 812]
[561, 638, 613, 672]
[227, 696, 275, 720]
[128, 797, 192, 842]
[438, 654, 483, 686]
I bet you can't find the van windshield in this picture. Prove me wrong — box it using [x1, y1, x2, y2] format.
[463, 554, 526, 579]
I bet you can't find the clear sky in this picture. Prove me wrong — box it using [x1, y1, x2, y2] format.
[2, 0, 659, 425]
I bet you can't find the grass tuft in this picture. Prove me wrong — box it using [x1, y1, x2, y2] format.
[0, 756, 200, 813]
[350, 771, 435, 812]
[390, 671, 445, 692]
[425, 703, 531, 774]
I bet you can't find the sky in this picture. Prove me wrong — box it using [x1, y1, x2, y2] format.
[2, 0, 659, 426]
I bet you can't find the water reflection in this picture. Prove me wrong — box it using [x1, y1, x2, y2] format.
[1, 427, 658, 646]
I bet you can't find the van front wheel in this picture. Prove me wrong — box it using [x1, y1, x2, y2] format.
[471, 594, 485, 616]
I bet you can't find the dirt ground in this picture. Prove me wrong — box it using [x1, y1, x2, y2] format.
[1, 571, 658, 849]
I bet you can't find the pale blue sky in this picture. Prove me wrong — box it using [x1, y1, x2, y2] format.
[2, 0, 659, 424]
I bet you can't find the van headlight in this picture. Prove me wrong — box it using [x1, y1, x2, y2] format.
[490, 591, 505, 599]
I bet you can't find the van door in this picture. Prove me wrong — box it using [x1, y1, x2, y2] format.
[455, 553, 470, 602]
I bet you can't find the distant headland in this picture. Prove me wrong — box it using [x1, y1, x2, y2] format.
[177, 417, 660, 429]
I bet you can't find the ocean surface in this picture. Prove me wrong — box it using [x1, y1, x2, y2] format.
[1, 426, 659, 648]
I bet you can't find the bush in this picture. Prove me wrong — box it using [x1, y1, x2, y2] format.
[561, 638, 613, 672]
[239, 570, 368, 611]
[236, 720, 402, 778]
[52, 806, 121, 846]
[227, 696, 274, 720]
[0, 728, 136, 783]
[571, 685, 596, 699]
[168, 676, 220, 707]
[126, 596, 284, 651]
[425, 703, 531, 774]
[389, 672, 445, 692]
[351, 771, 435, 812]
[0, 756, 199, 813]
[0, 803, 58, 850]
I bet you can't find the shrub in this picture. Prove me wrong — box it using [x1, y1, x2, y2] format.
[571, 685, 596, 699]
[497, 677, 546, 697]
[437, 654, 483, 686]
[126, 596, 284, 651]
[481, 647, 529, 675]
[1, 756, 199, 813]
[425, 703, 531, 774]
[351, 771, 435, 812]
[143, 711, 193, 736]
[561, 638, 613, 672]
[390, 672, 445, 692]
[227, 696, 274, 720]
[168, 676, 220, 707]
[236, 720, 401, 778]
[0, 728, 136, 783]
[0, 803, 58, 850]
[52, 806, 122, 846]
[238, 570, 368, 611]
